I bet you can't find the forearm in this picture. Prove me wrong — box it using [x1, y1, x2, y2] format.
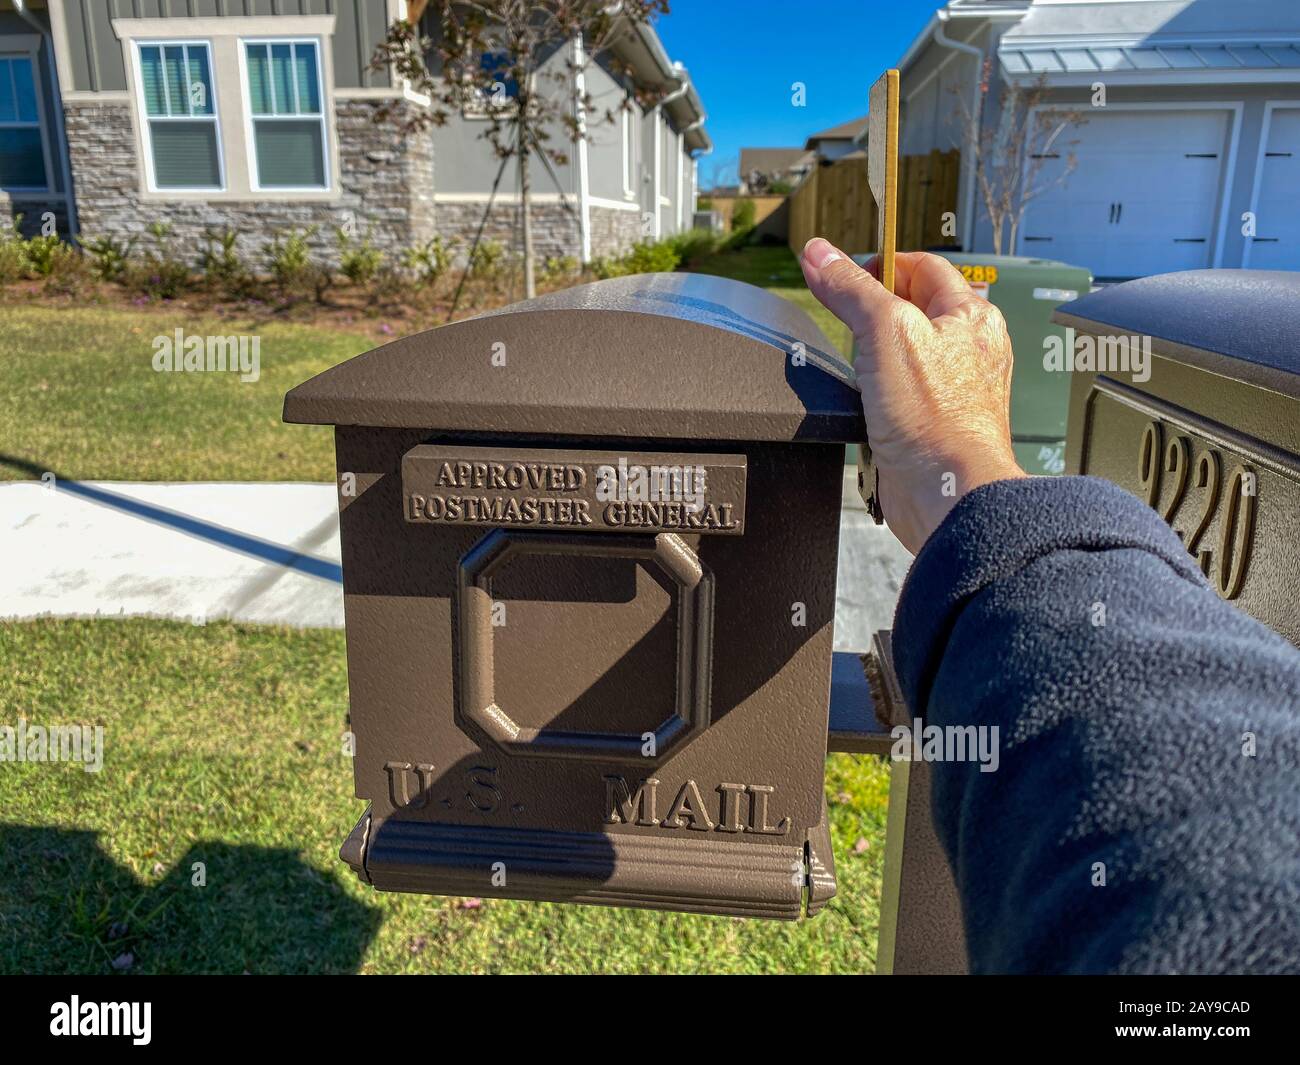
[892, 476, 1300, 974]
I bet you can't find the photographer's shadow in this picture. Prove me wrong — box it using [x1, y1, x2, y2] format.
[0, 824, 381, 974]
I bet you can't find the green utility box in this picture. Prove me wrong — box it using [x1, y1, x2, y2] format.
[851, 253, 1093, 476]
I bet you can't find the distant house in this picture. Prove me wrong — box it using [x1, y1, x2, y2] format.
[738, 146, 813, 193]
[889, 0, 1300, 280]
[0, 0, 709, 264]
[804, 114, 869, 161]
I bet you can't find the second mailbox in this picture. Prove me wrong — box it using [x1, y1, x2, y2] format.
[283, 272, 866, 919]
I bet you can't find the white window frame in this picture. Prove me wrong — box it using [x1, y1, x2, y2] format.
[131, 38, 226, 194]
[0, 49, 55, 194]
[238, 36, 331, 193]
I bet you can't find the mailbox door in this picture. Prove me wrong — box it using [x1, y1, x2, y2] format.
[332, 427, 845, 919]
[1066, 352, 1300, 645]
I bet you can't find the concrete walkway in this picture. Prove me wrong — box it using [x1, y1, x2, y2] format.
[0, 472, 912, 653]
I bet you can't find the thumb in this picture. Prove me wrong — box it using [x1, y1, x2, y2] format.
[799, 237, 903, 344]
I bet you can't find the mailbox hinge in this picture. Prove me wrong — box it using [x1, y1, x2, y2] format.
[803, 806, 837, 917]
[340, 808, 374, 884]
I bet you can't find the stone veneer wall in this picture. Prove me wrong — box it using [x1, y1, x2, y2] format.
[433, 200, 643, 263]
[588, 205, 641, 258]
[63, 97, 434, 261]
[433, 199, 578, 264]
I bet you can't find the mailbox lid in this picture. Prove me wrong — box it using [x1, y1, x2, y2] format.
[1054, 270, 1300, 398]
[283, 272, 865, 444]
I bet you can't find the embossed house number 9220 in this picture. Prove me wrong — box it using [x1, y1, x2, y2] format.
[1137, 419, 1257, 599]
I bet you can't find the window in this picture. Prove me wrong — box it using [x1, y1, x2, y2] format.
[243, 40, 327, 189]
[137, 42, 222, 190]
[0, 55, 47, 189]
[462, 49, 519, 117]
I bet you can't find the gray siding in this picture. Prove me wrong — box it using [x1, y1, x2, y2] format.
[584, 56, 633, 203]
[59, 0, 390, 93]
[430, 41, 581, 199]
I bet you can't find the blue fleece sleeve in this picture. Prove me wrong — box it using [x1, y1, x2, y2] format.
[891, 475, 1300, 974]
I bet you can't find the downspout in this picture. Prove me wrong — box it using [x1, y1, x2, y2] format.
[572, 34, 592, 263]
[684, 126, 711, 222]
[934, 10, 982, 253]
[13, 0, 77, 238]
[654, 71, 689, 239]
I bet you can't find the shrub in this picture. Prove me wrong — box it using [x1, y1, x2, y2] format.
[731, 198, 757, 231]
[23, 234, 68, 277]
[336, 227, 384, 286]
[82, 234, 137, 282]
[622, 239, 681, 275]
[696, 197, 713, 210]
[589, 254, 625, 280]
[43, 246, 94, 297]
[199, 227, 252, 297]
[665, 228, 720, 266]
[467, 238, 508, 280]
[265, 225, 330, 301]
[369, 265, 407, 305]
[123, 221, 193, 300]
[401, 235, 455, 286]
[0, 220, 29, 283]
[590, 236, 686, 279]
[540, 254, 578, 282]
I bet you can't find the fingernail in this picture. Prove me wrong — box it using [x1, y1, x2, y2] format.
[802, 237, 842, 271]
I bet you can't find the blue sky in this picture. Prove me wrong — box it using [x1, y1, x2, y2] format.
[655, 0, 941, 188]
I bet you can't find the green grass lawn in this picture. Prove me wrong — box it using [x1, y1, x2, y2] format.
[0, 619, 891, 974]
[0, 306, 354, 483]
[689, 242, 854, 357]
[0, 244, 847, 484]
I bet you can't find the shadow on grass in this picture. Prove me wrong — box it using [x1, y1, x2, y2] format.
[0, 824, 381, 974]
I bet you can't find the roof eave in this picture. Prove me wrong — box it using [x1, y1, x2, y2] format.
[1004, 68, 1300, 86]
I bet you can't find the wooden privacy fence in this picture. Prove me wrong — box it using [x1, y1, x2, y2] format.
[787, 149, 960, 256]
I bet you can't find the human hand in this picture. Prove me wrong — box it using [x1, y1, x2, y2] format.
[799, 238, 1027, 554]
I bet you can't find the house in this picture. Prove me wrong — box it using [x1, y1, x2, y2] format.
[0, 1, 709, 264]
[738, 146, 812, 193]
[426, 6, 710, 262]
[803, 114, 869, 161]
[889, 0, 1300, 280]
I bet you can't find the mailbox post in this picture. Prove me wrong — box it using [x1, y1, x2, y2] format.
[284, 271, 891, 920]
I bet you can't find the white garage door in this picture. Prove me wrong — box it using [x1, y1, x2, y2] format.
[1017, 108, 1232, 280]
[1247, 107, 1300, 270]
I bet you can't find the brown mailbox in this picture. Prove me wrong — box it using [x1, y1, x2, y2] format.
[284, 272, 879, 920]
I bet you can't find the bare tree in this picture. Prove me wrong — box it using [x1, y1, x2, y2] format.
[373, 0, 670, 298]
[954, 67, 1085, 255]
